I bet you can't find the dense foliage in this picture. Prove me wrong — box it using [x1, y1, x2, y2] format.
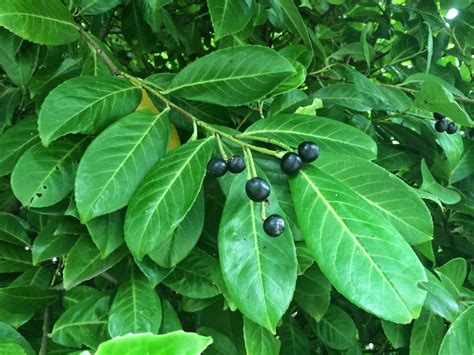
[0, 0, 473, 354]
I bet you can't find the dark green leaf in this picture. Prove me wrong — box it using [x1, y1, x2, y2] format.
[207, 0, 252, 40]
[243, 317, 280, 355]
[409, 309, 444, 355]
[315, 305, 357, 350]
[0, 212, 29, 246]
[86, 210, 125, 259]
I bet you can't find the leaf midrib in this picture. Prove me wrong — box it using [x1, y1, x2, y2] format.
[300, 170, 413, 318]
[80, 112, 165, 222]
[0, 12, 75, 28]
[43, 85, 137, 144]
[136, 139, 211, 256]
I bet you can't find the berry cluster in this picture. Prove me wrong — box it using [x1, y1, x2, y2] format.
[207, 140, 320, 238]
[433, 112, 457, 134]
[281, 141, 320, 176]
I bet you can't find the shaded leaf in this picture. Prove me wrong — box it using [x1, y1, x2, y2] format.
[207, 0, 252, 40]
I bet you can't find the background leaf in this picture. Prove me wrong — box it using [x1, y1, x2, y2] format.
[207, 0, 252, 40]
[438, 306, 474, 355]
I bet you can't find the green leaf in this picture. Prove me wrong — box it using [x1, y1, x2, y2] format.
[51, 293, 110, 349]
[242, 114, 377, 160]
[160, 299, 182, 334]
[0, 0, 79, 45]
[62, 236, 127, 289]
[165, 46, 296, 106]
[415, 79, 473, 127]
[77, 0, 121, 15]
[315, 305, 357, 350]
[313, 83, 372, 112]
[278, 317, 311, 355]
[0, 286, 57, 314]
[125, 138, 214, 260]
[279, 0, 313, 52]
[135, 256, 173, 288]
[32, 220, 78, 265]
[122, 0, 155, 53]
[450, 140, 474, 183]
[381, 320, 410, 349]
[290, 166, 427, 323]
[148, 191, 204, 268]
[163, 248, 220, 299]
[108, 266, 162, 337]
[0, 213, 29, 246]
[419, 159, 461, 205]
[61, 285, 99, 309]
[0, 242, 33, 273]
[10, 267, 52, 288]
[197, 327, 239, 355]
[439, 306, 474, 355]
[0, 322, 35, 355]
[419, 269, 460, 322]
[86, 210, 125, 259]
[435, 258, 467, 290]
[207, 0, 252, 40]
[0, 117, 40, 176]
[409, 309, 444, 355]
[317, 153, 433, 246]
[11, 137, 87, 208]
[76, 109, 170, 222]
[96, 331, 213, 355]
[294, 264, 331, 322]
[219, 171, 297, 333]
[38, 76, 141, 146]
[244, 318, 280, 355]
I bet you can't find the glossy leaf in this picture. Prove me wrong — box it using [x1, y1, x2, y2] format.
[31, 221, 78, 265]
[51, 293, 110, 348]
[125, 138, 214, 260]
[0, 322, 35, 355]
[242, 115, 377, 159]
[165, 46, 296, 106]
[317, 153, 433, 246]
[148, 191, 204, 268]
[381, 321, 410, 349]
[279, 0, 313, 52]
[243, 318, 280, 355]
[38, 76, 141, 146]
[438, 306, 474, 355]
[78, 0, 121, 15]
[315, 305, 357, 350]
[86, 209, 125, 258]
[163, 248, 220, 299]
[0, 117, 40, 176]
[10, 267, 52, 288]
[409, 309, 444, 355]
[290, 166, 427, 323]
[0, 242, 33, 273]
[415, 79, 472, 127]
[219, 171, 297, 332]
[135, 256, 173, 288]
[294, 264, 331, 322]
[0, 0, 79, 45]
[11, 137, 88, 208]
[63, 236, 127, 289]
[96, 331, 213, 355]
[108, 267, 162, 337]
[0, 213, 29, 246]
[76, 109, 170, 222]
[207, 0, 252, 40]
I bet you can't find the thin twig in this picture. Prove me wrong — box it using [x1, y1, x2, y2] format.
[39, 306, 51, 355]
[76, 25, 120, 75]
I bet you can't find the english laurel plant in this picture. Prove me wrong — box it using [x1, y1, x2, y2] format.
[0, 0, 473, 354]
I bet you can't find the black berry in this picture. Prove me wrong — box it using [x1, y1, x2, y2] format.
[433, 112, 446, 120]
[207, 158, 227, 177]
[298, 141, 320, 163]
[246, 177, 271, 202]
[227, 155, 246, 174]
[281, 152, 302, 176]
[263, 214, 286, 237]
[446, 122, 457, 134]
[435, 120, 448, 133]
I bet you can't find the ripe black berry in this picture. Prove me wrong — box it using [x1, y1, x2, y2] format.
[246, 177, 270, 202]
[207, 158, 227, 177]
[298, 141, 320, 163]
[263, 214, 286, 237]
[433, 112, 446, 120]
[446, 122, 457, 134]
[227, 155, 246, 174]
[281, 152, 302, 176]
[435, 120, 448, 133]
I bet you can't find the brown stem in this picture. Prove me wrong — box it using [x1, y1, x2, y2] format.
[76, 25, 120, 75]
